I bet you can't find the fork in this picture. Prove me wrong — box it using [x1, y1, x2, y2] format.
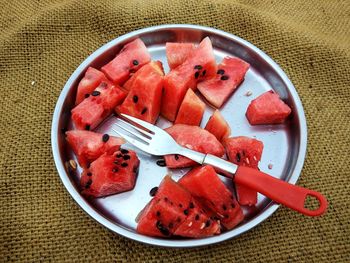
[112, 114, 327, 217]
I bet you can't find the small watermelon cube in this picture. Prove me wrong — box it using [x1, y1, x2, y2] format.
[164, 124, 225, 168]
[246, 90, 292, 125]
[224, 136, 264, 206]
[117, 61, 164, 124]
[101, 38, 151, 85]
[178, 165, 244, 230]
[205, 109, 231, 142]
[198, 57, 250, 108]
[174, 89, 205, 126]
[80, 149, 140, 197]
[166, 42, 196, 70]
[66, 130, 125, 168]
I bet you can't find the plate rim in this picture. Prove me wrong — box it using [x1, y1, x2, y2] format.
[51, 24, 307, 248]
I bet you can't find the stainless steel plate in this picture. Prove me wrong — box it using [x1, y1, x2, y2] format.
[51, 24, 307, 247]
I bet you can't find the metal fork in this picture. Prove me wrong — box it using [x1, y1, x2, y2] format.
[112, 114, 327, 217]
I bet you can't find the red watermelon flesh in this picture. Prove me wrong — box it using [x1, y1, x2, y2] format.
[173, 198, 221, 238]
[161, 37, 217, 121]
[174, 89, 205, 126]
[80, 149, 139, 197]
[71, 81, 126, 130]
[178, 166, 244, 230]
[117, 61, 164, 124]
[65, 130, 125, 168]
[123, 61, 164, 91]
[205, 109, 231, 142]
[224, 136, 264, 206]
[164, 124, 225, 168]
[101, 38, 151, 85]
[75, 67, 108, 105]
[166, 42, 196, 70]
[246, 90, 292, 125]
[198, 57, 250, 108]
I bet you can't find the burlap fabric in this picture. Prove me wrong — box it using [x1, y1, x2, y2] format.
[0, 0, 349, 262]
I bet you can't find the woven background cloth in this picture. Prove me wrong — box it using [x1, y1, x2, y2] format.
[0, 0, 349, 262]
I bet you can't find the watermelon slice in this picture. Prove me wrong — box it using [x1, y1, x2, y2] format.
[137, 176, 220, 238]
[80, 149, 140, 197]
[198, 57, 250, 108]
[161, 37, 217, 121]
[164, 124, 225, 168]
[166, 42, 196, 70]
[123, 61, 164, 91]
[178, 165, 244, 230]
[65, 130, 125, 168]
[101, 38, 151, 85]
[174, 89, 205, 126]
[71, 80, 126, 130]
[246, 90, 292, 125]
[75, 67, 108, 105]
[224, 136, 264, 206]
[205, 109, 231, 142]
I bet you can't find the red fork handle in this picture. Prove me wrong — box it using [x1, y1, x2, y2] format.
[235, 166, 328, 216]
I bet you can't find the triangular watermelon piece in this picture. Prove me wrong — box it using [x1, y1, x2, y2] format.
[174, 89, 205, 126]
[101, 38, 151, 85]
[246, 90, 292, 125]
[198, 57, 250, 108]
[166, 42, 196, 70]
[205, 109, 231, 142]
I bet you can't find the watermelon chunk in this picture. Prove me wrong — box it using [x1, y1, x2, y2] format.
[75, 67, 108, 105]
[166, 42, 196, 70]
[205, 109, 231, 142]
[137, 176, 220, 238]
[117, 61, 164, 124]
[71, 81, 126, 130]
[246, 90, 292, 125]
[65, 130, 125, 168]
[101, 38, 151, 85]
[224, 136, 264, 206]
[123, 61, 164, 91]
[198, 57, 250, 108]
[80, 149, 139, 197]
[164, 124, 225, 168]
[174, 89, 205, 126]
[178, 166, 244, 230]
[161, 37, 217, 121]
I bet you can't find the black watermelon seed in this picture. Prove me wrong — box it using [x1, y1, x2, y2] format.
[189, 202, 194, 209]
[224, 214, 229, 219]
[179, 203, 183, 208]
[121, 162, 128, 167]
[183, 209, 189, 215]
[217, 69, 225, 75]
[133, 166, 139, 173]
[84, 93, 90, 98]
[231, 203, 235, 208]
[87, 172, 92, 177]
[194, 65, 203, 70]
[168, 222, 174, 229]
[121, 149, 129, 154]
[156, 211, 161, 217]
[194, 71, 200, 79]
[133, 60, 139, 66]
[85, 125, 90, 131]
[164, 197, 168, 202]
[221, 75, 229, 81]
[113, 161, 119, 165]
[205, 220, 211, 227]
[174, 154, 179, 160]
[236, 153, 241, 162]
[141, 107, 147, 115]
[222, 204, 227, 211]
[133, 95, 138, 103]
[149, 186, 158, 197]
[92, 90, 101, 96]
[156, 159, 166, 167]
[123, 155, 130, 160]
[112, 168, 119, 173]
[195, 214, 200, 221]
[156, 221, 170, 236]
[102, 134, 109, 142]
[202, 70, 206, 76]
[116, 153, 122, 158]
[85, 179, 92, 189]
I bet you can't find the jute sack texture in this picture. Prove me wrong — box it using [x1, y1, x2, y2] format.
[0, 0, 349, 262]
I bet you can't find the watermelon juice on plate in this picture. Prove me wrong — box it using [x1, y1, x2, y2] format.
[52, 24, 307, 247]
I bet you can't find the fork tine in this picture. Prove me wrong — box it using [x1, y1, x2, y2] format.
[114, 123, 151, 143]
[116, 118, 153, 139]
[112, 128, 151, 153]
[120, 114, 159, 133]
